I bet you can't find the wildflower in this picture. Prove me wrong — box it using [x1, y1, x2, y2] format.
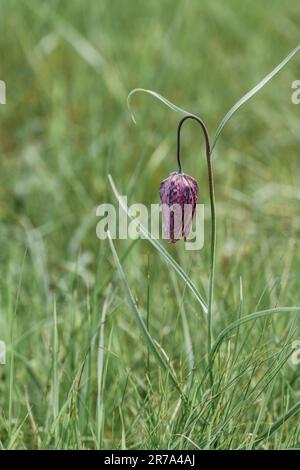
[160, 171, 198, 243]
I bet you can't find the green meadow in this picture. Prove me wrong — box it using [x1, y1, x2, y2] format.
[0, 0, 300, 449]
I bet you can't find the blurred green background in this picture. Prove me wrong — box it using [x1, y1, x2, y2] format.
[0, 0, 300, 449]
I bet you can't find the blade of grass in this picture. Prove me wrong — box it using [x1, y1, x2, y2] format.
[211, 306, 300, 358]
[52, 298, 59, 442]
[170, 271, 195, 373]
[107, 234, 186, 400]
[8, 250, 27, 434]
[108, 174, 208, 315]
[96, 287, 114, 449]
[127, 88, 195, 124]
[146, 254, 151, 378]
[248, 336, 295, 449]
[254, 401, 300, 445]
[127, 44, 300, 155]
[232, 276, 243, 363]
[211, 44, 300, 150]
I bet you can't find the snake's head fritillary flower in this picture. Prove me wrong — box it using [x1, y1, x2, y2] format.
[160, 171, 199, 243]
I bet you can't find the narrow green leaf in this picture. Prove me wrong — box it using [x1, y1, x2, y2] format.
[211, 44, 300, 150]
[108, 174, 208, 315]
[127, 88, 198, 124]
[170, 272, 195, 373]
[107, 234, 186, 399]
[127, 45, 300, 154]
[52, 299, 59, 436]
[211, 306, 300, 357]
[96, 288, 113, 449]
[255, 401, 300, 444]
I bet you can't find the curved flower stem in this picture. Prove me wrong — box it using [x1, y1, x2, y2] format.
[177, 115, 216, 386]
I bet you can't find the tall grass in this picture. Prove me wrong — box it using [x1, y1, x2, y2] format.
[0, 0, 300, 449]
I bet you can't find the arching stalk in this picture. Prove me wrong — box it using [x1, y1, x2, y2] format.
[176, 115, 216, 385]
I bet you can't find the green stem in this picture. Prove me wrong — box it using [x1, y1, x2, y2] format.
[177, 115, 216, 386]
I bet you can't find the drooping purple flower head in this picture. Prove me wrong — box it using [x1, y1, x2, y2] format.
[160, 171, 199, 243]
